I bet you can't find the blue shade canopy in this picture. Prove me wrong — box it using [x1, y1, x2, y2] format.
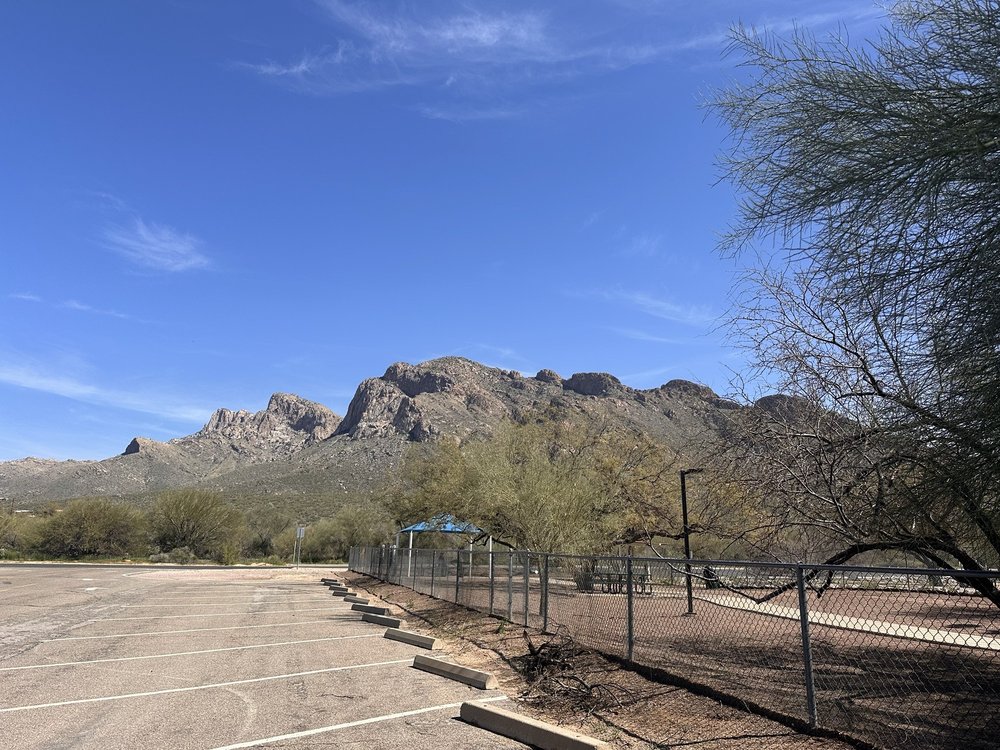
[400, 514, 482, 535]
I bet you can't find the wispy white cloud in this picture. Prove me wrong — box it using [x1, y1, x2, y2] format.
[103, 218, 209, 272]
[0, 359, 212, 423]
[237, 1, 673, 110]
[61, 300, 132, 320]
[317, 2, 553, 63]
[237, 0, 886, 116]
[598, 289, 716, 326]
[234, 41, 416, 94]
[9, 293, 137, 321]
[87, 190, 130, 212]
[415, 102, 523, 122]
[622, 233, 663, 258]
[604, 326, 704, 345]
[678, 3, 886, 51]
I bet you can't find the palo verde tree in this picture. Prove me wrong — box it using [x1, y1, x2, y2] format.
[712, 0, 1000, 598]
[148, 490, 246, 561]
[383, 407, 736, 555]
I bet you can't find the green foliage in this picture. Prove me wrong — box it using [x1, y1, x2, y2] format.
[149, 546, 197, 564]
[0, 512, 17, 551]
[148, 490, 247, 560]
[276, 505, 393, 562]
[0, 513, 46, 559]
[385, 410, 688, 554]
[244, 507, 293, 558]
[712, 0, 1000, 585]
[32, 498, 147, 559]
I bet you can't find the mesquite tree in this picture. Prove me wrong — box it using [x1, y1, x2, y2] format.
[712, 0, 1000, 599]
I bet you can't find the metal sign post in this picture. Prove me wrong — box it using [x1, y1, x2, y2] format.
[294, 524, 305, 568]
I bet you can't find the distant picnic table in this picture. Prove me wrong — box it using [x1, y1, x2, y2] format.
[594, 564, 652, 595]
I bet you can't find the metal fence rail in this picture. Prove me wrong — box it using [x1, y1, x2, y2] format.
[349, 546, 1000, 750]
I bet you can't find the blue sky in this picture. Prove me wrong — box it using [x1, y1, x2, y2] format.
[0, 0, 886, 461]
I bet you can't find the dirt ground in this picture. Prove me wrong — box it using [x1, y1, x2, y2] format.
[415, 570, 999, 750]
[344, 571, 858, 750]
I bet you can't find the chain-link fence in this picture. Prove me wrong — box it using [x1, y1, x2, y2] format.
[350, 546, 999, 750]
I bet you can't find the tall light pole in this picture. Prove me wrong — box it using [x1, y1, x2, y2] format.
[680, 468, 703, 615]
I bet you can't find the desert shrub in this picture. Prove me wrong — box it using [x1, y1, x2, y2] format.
[275, 506, 393, 563]
[0, 513, 43, 559]
[148, 490, 246, 560]
[244, 507, 293, 558]
[148, 546, 197, 564]
[0, 512, 18, 557]
[33, 498, 147, 559]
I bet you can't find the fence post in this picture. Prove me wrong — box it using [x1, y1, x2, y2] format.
[541, 553, 550, 633]
[455, 549, 462, 603]
[626, 556, 635, 662]
[523, 553, 530, 627]
[506, 550, 514, 621]
[796, 564, 818, 727]
[430, 550, 436, 597]
[411, 549, 417, 590]
[489, 551, 496, 615]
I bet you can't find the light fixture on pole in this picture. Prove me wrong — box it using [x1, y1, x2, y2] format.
[679, 468, 703, 615]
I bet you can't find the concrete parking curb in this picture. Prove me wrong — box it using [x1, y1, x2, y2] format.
[351, 603, 391, 616]
[361, 613, 406, 628]
[412, 654, 498, 690]
[343, 595, 369, 604]
[460, 701, 608, 749]
[384, 628, 442, 650]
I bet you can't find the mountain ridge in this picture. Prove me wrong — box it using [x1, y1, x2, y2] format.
[0, 357, 753, 512]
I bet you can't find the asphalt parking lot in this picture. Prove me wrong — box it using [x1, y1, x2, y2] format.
[0, 564, 527, 750]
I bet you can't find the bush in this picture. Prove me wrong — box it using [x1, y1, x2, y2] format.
[244, 508, 293, 558]
[148, 490, 246, 560]
[275, 506, 393, 563]
[149, 546, 197, 564]
[33, 498, 147, 559]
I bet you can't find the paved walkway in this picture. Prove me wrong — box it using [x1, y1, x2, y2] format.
[692, 592, 1000, 651]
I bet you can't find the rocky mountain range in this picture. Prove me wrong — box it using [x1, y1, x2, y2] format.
[0, 357, 750, 515]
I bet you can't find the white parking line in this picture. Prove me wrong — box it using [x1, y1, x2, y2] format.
[98, 607, 338, 621]
[0, 633, 383, 672]
[205, 696, 510, 750]
[41, 619, 350, 641]
[121, 599, 329, 608]
[145, 591, 314, 606]
[0, 659, 412, 713]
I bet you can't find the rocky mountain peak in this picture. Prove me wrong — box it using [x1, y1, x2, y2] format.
[197, 393, 337, 443]
[204, 407, 254, 433]
[534, 369, 563, 384]
[659, 379, 718, 400]
[383, 362, 458, 398]
[182, 392, 340, 463]
[563, 372, 627, 397]
[123, 437, 162, 455]
[264, 392, 338, 439]
[337, 357, 526, 441]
